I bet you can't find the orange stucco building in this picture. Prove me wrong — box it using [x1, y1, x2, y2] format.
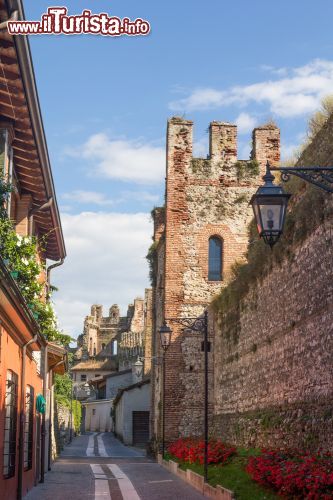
[0, 1, 67, 498]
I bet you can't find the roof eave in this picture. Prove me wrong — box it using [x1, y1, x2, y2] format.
[5, 0, 66, 260]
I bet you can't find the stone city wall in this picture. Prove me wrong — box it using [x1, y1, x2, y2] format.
[212, 116, 333, 452]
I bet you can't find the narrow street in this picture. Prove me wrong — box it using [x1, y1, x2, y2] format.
[25, 433, 206, 500]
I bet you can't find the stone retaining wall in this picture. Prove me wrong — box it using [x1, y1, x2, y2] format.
[157, 454, 234, 499]
[212, 115, 333, 452]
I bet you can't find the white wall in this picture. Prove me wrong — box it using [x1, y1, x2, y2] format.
[84, 400, 113, 432]
[114, 382, 151, 445]
[72, 370, 113, 385]
[106, 371, 133, 399]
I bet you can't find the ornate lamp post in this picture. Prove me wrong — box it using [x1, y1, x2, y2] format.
[251, 161, 333, 247]
[158, 322, 172, 458]
[160, 312, 210, 482]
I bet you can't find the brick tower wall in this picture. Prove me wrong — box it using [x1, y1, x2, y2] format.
[157, 117, 280, 443]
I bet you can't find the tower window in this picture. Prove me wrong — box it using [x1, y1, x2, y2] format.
[208, 236, 223, 281]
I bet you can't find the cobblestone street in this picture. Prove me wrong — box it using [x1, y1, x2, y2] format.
[25, 433, 206, 500]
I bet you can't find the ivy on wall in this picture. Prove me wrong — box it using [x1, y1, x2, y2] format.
[0, 181, 71, 346]
[54, 373, 81, 432]
[146, 240, 158, 286]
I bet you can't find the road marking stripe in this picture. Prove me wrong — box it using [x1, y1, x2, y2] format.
[94, 433, 101, 457]
[91, 464, 111, 499]
[98, 433, 108, 457]
[107, 464, 140, 500]
[149, 480, 174, 483]
[87, 432, 97, 457]
[91, 464, 104, 475]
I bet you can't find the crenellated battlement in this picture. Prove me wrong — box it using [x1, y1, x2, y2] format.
[167, 117, 280, 180]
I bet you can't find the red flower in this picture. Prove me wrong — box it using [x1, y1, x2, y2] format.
[246, 449, 333, 498]
[167, 437, 236, 466]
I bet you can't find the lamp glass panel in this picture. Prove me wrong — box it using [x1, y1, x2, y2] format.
[252, 201, 263, 233]
[259, 204, 282, 232]
[160, 331, 171, 348]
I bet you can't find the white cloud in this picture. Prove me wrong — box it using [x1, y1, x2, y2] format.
[193, 136, 209, 157]
[69, 133, 165, 184]
[281, 143, 300, 161]
[62, 189, 160, 207]
[169, 59, 333, 118]
[235, 113, 257, 134]
[238, 142, 252, 160]
[62, 190, 114, 206]
[51, 211, 152, 337]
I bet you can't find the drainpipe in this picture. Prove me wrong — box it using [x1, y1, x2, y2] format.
[46, 258, 64, 295]
[17, 334, 38, 500]
[47, 359, 65, 471]
[28, 198, 53, 236]
[40, 344, 48, 483]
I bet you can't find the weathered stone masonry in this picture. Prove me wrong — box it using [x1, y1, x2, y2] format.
[212, 116, 333, 452]
[151, 117, 280, 445]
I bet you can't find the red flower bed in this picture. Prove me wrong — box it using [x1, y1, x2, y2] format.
[246, 449, 333, 499]
[167, 437, 236, 465]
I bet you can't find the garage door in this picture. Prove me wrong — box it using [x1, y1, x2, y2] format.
[132, 411, 150, 446]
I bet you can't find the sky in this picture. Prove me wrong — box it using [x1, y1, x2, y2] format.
[23, 0, 333, 339]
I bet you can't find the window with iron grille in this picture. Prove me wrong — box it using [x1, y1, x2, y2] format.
[24, 385, 34, 470]
[3, 370, 18, 479]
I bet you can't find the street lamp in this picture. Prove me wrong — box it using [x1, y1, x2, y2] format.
[160, 313, 210, 483]
[159, 322, 172, 350]
[132, 358, 144, 382]
[158, 322, 172, 459]
[250, 163, 290, 248]
[251, 161, 333, 247]
[83, 382, 91, 396]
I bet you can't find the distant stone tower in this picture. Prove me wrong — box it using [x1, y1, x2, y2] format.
[109, 304, 120, 323]
[73, 293, 153, 365]
[76, 304, 125, 359]
[151, 117, 280, 445]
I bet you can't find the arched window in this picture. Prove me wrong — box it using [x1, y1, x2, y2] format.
[208, 236, 222, 281]
[102, 343, 106, 351]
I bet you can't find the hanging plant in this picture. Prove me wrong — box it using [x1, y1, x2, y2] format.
[0, 180, 71, 346]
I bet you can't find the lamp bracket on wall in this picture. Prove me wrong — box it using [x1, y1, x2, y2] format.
[270, 165, 333, 193]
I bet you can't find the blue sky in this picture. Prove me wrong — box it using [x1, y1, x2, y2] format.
[23, 1, 333, 338]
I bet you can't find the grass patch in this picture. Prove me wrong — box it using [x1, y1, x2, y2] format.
[165, 448, 279, 499]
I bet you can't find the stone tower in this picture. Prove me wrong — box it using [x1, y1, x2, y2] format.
[151, 117, 280, 445]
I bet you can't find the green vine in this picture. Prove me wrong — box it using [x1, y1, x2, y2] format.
[0, 181, 71, 346]
[54, 373, 81, 432]
[146, 240, 158, 286]
[234, 160, 260, 180]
